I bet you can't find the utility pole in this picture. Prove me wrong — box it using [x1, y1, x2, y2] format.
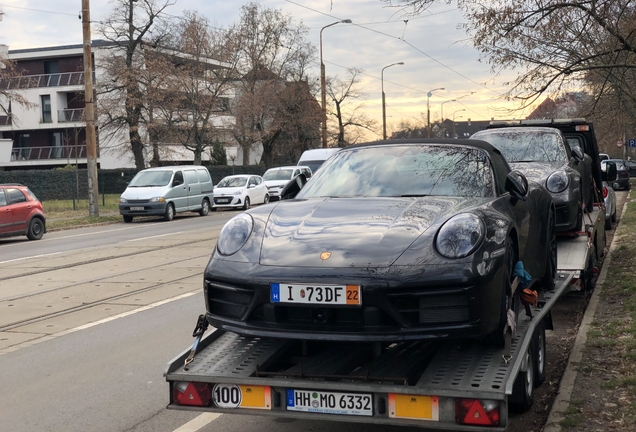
[82, 0, 99, 216]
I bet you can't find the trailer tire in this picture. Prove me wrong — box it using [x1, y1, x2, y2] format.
[583, 244, 597, 292]
[510, 345, 535, 413]
[532, 320, 546, 387]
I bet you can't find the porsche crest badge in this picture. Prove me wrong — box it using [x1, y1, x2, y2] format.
[320, 252, 332, 260]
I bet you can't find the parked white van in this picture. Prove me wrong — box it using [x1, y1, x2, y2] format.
[297, 148, 339, 174]
[119, 166, 213, 222]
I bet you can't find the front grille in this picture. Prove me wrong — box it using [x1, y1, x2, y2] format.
[127, 199, 149, 204]
[206, 280, 255, 320]
[388, 287, 471, 326]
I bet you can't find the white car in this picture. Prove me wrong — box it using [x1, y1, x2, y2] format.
[262, 166, 312, 201]
[212, 175, 269, 210]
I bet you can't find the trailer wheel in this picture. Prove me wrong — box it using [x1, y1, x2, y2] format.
[510, 345, 535, 413]
[532, 320, 546, 387]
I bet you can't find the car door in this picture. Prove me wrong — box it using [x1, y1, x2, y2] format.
[184, 169, 201, 209]
[246, 176, 258, 203]
[5, 188, 30, 233]
[0, 188, 10, 235]
[254, 176, 266, 203]
[166, 170, 189, 212]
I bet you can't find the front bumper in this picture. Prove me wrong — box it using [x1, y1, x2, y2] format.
[552, 191, 581, 232]
[266, 188, 283, 201]
[203, 259, 506, 342]
[119, 201, 168, 216]
[213, 195, 243, 208]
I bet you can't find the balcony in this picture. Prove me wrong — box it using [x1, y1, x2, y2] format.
[10, 145, 93, 161]
[0, 72, 94, 90]
[58, 108, 86, 123]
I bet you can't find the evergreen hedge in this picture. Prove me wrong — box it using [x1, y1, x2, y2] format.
[0, 165, 266, 201]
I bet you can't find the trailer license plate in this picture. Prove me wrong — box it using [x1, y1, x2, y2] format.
[286, 389, 372, 416]
[212, 384, 271, 410]
[271, 284, 360, 305]
[388, 393, 439, 421]
[130, 207, 144, 211]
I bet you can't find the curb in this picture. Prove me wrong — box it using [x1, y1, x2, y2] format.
[543, 201, 628, 431]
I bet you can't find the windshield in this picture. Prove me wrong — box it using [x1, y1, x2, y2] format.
[473, 130, 567, 163]
[301, 160, 325, 174]
[217, 177, 248, 188]
[296, 144, 495, 198]
[128, 170, 173, 187]
[263, 169, 294, 181]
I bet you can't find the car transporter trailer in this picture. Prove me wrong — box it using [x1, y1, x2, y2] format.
[164, 206, 604, 431]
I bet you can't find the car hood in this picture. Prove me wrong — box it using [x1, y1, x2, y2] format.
[264, 180, 289, 188]
[121, 186, 168, 200]
[509, 161, 563, 183]
[259, 197, 486, 268]
[214, 187, 244, 196]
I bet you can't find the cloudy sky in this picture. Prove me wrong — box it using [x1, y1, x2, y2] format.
[0, 0, 531, 137]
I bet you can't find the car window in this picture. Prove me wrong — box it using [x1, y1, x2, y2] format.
[217, 177, 248, 187]
[302, 168, 312, 178]
[173, 171, 184, 185]
[293, 170, 300, 177]
[7, 188, 27, 204]
[297, 144, 495, 198]
[129, 170, 173, 187]
[263, 169, 294, 181]
[197, 169, 211, 183]
[25, 188, 39, 201]
[184, 170, 199, 185]
[255, 177, 262, 185]
[0, 189, 6, 207]
[473, 130, 568, 163]
[249, 177, 257, 186]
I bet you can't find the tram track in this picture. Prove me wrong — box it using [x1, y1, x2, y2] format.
[0, 233, 219, 332]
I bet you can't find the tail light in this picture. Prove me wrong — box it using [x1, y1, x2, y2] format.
[455, 398, 500, 426]
[603, 187, 608, 198]
[172, 382, 211, 407]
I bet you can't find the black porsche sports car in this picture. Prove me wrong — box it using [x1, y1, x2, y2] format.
[471, 127, 593, 232]
[203, 139, 556, 344]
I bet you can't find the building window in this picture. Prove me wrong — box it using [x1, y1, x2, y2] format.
[44, 60, 61, 86]
[41, 95, 52, 123]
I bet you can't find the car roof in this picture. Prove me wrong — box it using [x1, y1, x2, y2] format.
[222, 174, 256, 179]
[0, 183, 26, 187]
[265, 166, 308, 171]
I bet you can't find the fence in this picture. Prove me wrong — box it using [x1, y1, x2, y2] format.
[0, 165, 266, 201]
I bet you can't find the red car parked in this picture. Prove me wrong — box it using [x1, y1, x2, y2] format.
[0, 184, 46, 240]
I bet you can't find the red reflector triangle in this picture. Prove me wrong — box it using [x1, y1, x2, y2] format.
[464, 401, 492, 425]
[178, 383, 205, 406]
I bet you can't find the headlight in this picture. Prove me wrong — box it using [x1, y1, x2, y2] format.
[120, 197, 127, 203]
[546, 171, 569, 193]
[149, 197, 166, 203]
[217, 213, 254, 256]
[435, 214, 485, 259]
[233, 190, 243, 195]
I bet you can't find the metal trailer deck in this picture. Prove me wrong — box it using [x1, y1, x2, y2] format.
[165, 271, 575, 431]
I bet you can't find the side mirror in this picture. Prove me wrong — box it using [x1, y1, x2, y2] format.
[505, 170, 528, 201]
[281, 173, 308, 200]
[173, 179, 182, 187]
[571, 146, 585, 162]
[601, 161, 617, 182]
[248, 184, 255, 189]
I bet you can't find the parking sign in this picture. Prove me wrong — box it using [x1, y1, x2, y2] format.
[629, 138, 636, 148]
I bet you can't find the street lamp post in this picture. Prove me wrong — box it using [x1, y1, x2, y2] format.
[320, 19, 352, 148]
[440, 99, 456, 137]
[452, 109, 466, 139]
[427, 87, 445, 138]
[381, 62, 404, 140]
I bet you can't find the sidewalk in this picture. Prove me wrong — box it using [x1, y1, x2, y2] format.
[545, 194, 636, 431]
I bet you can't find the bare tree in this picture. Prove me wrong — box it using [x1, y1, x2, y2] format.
[227, 2, 317, 166]
[0, 54, 35, 121]
[96, 0, 175, 170]
[326, 68, 379, 147]
[148, 11, 237, 165]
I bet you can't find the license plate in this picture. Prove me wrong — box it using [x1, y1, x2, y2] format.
[130, 206, 144, 211]
[388, 393, 439, 421]
[270, 283, 361, 305]
[216, 198, 230, 204]
[212, 384, 271, 410]
[286, 389, 372, 416]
